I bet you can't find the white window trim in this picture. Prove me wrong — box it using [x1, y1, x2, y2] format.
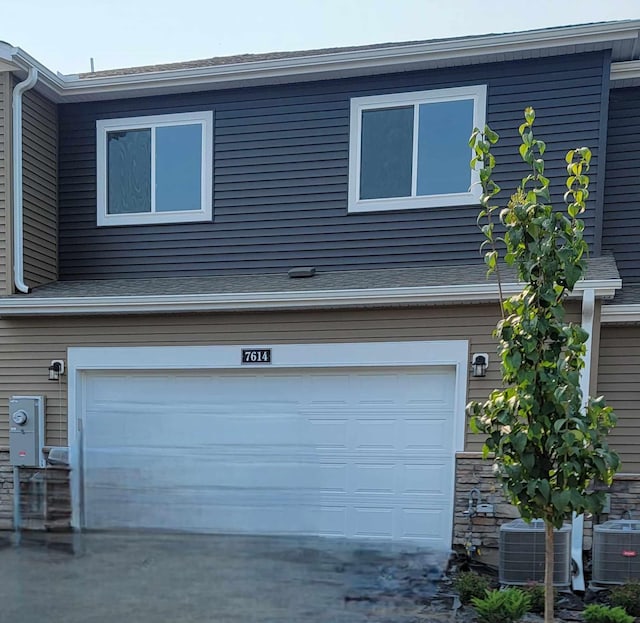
[96, 111, 213, 226]
[348, 85, 486, 213]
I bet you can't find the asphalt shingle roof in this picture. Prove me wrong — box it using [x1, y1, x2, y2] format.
[12, 256, 620, 300]
[607, 283, 640, 305]
[76, 21, 627, 79]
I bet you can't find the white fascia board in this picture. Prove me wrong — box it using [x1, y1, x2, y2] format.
[0, 42, 20, 72]
[7, 21, 640, 102]
[0, 42, 17, 63]
[0, 59, 18, 72]
[611, 60, 640, 84]
[601, 304, 640, 323]
[0, 278, 621, 316]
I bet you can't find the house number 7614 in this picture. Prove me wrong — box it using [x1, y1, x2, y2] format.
[241, 348, 272, 364]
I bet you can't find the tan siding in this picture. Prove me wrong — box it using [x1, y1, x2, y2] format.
[0, 72, 11, 295]
[0, 305, 506, 448]
[22, 87, 57, 287]
[597, 325, 640, 473]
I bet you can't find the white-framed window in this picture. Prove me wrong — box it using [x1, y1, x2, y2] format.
[96, 111, 213, 226]
[348, 85, 486, 213]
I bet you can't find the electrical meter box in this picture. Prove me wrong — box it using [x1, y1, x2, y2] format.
[9, 396, 45, 467]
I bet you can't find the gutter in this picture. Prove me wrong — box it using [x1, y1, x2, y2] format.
[11, 66, 38, 294]
[0, 278, 621, 316]
[2, 21, 640, 102]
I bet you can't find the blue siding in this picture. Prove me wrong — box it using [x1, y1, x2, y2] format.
[602, 87, 640, 284]
[58, 53, 607, 280]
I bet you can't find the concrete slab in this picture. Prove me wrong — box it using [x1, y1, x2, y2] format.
[0, 532, 449, 623]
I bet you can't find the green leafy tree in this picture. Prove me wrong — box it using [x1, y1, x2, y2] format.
[467, 108, 620, 623]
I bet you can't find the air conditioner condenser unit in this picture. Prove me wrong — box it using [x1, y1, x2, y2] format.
[499, 519, 572, 587]
[592, 520, 640, 586]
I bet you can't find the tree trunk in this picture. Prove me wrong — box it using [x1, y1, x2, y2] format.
[545, 520, 555, 623]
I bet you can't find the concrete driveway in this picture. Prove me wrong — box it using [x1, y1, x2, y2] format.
[0, 532, 450, 623]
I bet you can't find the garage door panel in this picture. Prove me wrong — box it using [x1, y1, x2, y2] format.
[353, 463, 396, 493]
[402, 418, 448, 449]
[398, 370, 455, 405]
[86, 411, 449, 452]
[90, 500, 353, 537]
[353, 419, 397, 448]
[402, 464, 450, 495]
[307, 418, 349, 447]
[86, 493, 450, 544]
[82, 366, 457, 544]
[87, 374, 175, 403]
[87, 412, 351, 449]
[87, 453, 452, 498]
[351, 506, 394, 537]
[400, 508, 448, 541]
[350, 505, 448, 542]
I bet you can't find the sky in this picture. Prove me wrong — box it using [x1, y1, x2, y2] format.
[2, 0, 640, 75]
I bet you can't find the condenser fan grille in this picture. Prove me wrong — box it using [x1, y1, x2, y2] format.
[499, 519, 572, 587]
[592, 520, 640, 585]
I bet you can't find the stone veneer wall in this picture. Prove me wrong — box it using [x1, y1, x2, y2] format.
[0, 449, 70, 531]
[454, 454, 518, 558]
[0, 450, 12, 529]
[455, 454, 640, 559]
[606, 475, 640, 520]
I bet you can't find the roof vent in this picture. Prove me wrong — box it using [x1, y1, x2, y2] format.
[288, 267, 316, 278]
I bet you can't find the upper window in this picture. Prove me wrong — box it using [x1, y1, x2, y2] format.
[348, 85, 486, 213]
[96, 111, 213, 226]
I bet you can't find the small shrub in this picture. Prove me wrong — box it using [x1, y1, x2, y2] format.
[522, 582, 545, 614]
[522, 581, 558, 614]
[583, 603, 634, 623]
[609, 580, 640, 617]
[471, 587, 531, 623]
[453, 571, 491, 605]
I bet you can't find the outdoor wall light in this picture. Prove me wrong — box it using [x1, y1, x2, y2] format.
[471, 353, 488, 378]
[48, 360, 65, 381]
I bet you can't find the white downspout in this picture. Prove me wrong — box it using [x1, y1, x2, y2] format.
[572, 287, 596, 592]
[12, 66, 38, 294]
[579, 288, 596, 427]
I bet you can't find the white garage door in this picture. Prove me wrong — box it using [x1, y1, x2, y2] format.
[82, 366, 456, 545]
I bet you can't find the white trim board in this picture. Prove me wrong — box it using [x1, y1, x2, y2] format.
[611, 60, 640, 86]
[67, 340, 470, 533]
[0, 278, 621, 316]
[601, 304, 640, 323]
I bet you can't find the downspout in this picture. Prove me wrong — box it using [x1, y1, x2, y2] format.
[12, 66, 38, 294]
[579, 288, 596, 423]
[571, 287, 596, 592]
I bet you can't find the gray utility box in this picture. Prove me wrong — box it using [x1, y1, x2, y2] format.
[9, 396, 45, 468]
